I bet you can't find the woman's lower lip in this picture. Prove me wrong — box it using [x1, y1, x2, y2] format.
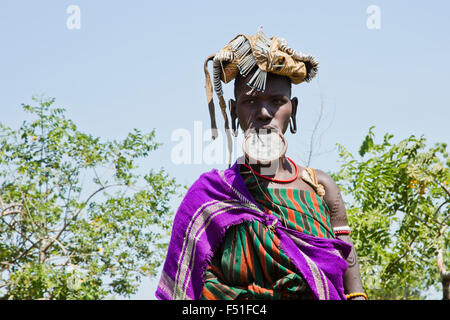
[254, 127, 278, 132]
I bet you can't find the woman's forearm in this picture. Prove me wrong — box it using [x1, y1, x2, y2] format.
[337, 234, 365, 295]
[315, 170, 366, 299]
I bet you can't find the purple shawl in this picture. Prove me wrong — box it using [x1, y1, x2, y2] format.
[155, 161, 352, 300]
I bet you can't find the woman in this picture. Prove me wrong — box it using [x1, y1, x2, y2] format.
[156, 31, 366, 300]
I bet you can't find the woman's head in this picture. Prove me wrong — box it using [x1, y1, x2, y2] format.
[230, 68, 298, 136]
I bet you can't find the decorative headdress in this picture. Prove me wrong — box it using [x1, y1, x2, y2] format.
[204, 29, 319, 167]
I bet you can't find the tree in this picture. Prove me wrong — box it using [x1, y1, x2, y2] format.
[297, 86, 336, 167]
[332, 127, 449, 299]
[0, 97, 178, 299]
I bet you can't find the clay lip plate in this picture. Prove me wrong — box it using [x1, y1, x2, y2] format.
[243, 129, 287, 165]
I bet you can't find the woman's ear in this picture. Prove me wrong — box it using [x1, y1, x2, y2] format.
[229, 99, 239, 137]
[291, 97, 298, 118]
[290, 97, 298, 134]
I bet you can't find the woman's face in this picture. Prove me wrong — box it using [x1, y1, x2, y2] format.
[231, 71, 298, 135]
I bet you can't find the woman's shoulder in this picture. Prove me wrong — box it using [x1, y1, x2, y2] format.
[306, 168, 340, 196]
[313, 168, 335, 184]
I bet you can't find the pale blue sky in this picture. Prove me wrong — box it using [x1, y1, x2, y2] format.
[1, 0, 449, 299]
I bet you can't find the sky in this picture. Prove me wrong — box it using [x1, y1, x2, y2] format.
[0, 0, 449, 299]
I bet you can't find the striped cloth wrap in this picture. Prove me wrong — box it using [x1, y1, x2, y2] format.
[155, 161, 352, 300]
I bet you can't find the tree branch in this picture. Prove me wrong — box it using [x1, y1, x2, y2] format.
[383, 233, 420, 276]
[439, 182, 450, 198]
[307, 91, 324, 166]
[46, 183, 122, 255]
[436, 225, 449, 300]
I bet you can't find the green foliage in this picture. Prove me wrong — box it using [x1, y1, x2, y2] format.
[333, 128, 449, 299]
[0, 97, 179, 299]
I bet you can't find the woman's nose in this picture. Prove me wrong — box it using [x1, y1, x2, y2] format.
[256, 105, 272, 122]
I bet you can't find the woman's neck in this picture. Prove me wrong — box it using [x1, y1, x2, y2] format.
[244, 156, 294, 179]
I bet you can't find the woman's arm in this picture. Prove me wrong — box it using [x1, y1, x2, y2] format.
[316, 170, 366, 299]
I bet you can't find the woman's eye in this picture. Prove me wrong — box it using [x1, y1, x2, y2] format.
[273, 99, 286, 105]
[243, 99, 255, 104]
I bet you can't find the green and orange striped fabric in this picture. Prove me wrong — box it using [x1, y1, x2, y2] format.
[242, 170, 335, 239]
[200, 167, 334, 300]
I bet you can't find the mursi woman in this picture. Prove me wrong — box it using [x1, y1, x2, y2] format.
[156, 30, 366, 300]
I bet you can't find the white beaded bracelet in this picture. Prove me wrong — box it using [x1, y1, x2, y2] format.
[333, 226, 351, 235]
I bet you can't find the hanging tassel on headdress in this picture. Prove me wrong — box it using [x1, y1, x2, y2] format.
[214, 60, 233, 168]
[204, 54, 218, 140]
[204, 54, 234, 168]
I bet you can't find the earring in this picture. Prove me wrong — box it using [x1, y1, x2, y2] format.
[289, 117, 297, 134]
[232, 120, 239, 137]
[229, 99, 239, 137]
